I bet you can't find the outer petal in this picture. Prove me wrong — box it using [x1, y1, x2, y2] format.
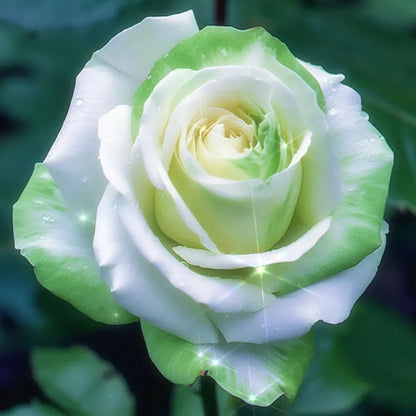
[93, 185, 219, 344]
[141, 320, 313, 407]
[262, 65, 394, 294]
[209, 226, 387, 344]
[44, 11, 199, 219]
[13, 164, 134, 324]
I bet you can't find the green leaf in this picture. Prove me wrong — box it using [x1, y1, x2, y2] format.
[289, 325, 370, 415]
[338, 302, 416, 410]
[142, 320, 313, 407]
[13, 163, 135, 324]
[0, 0, 143, 30]
[31, 346, 135, 416]
[0, 401, 65, 416]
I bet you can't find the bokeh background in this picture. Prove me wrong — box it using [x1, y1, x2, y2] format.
[0, 0, 415, 415]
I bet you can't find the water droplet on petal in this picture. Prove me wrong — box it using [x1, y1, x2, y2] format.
[76, 98, 84, 106]
[360, 111, 369, 120]
[81, 176, 88, 183]
[369, 137, 376, 143]
[328, 107, 338, 116]
[42, 214, 55, 223]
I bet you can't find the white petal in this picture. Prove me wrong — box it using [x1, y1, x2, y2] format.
[262, 62, 393, 294]
[95, 11, 198, 82]
[117, 195, 276, 313]
[44, 11, 199, 219]
[173, 217, 331, 269]
[93, 185, 219, 344]
[209, 226, 387, 344]
[238, 45, 341, 222]
[98, 105, 133, 196]
[137, 64, 315, 253]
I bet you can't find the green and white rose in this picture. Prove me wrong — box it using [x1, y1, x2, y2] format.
[13, 11, 393, 406]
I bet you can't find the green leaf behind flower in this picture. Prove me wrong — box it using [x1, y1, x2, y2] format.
[32, 346, 135, 416]
[0, 402, 65, 416]
[13, 163, 135, 325]
[141, 319, 313, 407]
[0, 0, 144, 30]
[288, 324, 370, 416]
[338, 302, 416, 410]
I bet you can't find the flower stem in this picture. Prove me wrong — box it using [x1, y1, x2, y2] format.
[216, 0, 226, 25]
[201, 376, 219, 416]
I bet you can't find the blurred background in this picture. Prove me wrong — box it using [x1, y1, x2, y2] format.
[0, 0, 415, 415]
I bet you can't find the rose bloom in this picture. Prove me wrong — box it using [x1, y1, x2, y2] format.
[14, 11, 393, 405]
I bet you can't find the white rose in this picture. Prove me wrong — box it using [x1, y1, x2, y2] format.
[14, 11, 393, 406]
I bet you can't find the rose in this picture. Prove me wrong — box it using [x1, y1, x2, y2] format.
[13, 11, 393, 406]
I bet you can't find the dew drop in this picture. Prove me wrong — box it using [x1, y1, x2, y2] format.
[163, 53, 169, 58]
[360, 111, 369, 120]
[178, 280, 185, 287]
[368, 137, 376, 143]
[146, 74, 152, 79]
[76, 98, 84, 106]
[81, 175, 88, 183]
[42, 214, 55, 223]
[328, 107, 338, 116]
